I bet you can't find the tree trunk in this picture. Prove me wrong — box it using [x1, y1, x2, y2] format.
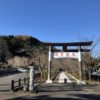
[88, 69, 92, 82]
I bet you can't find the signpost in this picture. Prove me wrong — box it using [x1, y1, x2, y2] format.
[52, 52, 79, 59]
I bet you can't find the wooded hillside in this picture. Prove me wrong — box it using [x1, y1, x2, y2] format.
[0, 35, 100, 80]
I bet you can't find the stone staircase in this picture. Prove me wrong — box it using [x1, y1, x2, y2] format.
[65, 73, 77, 84]
[53, 72, 77, 84]
[53, 74, 60, 83]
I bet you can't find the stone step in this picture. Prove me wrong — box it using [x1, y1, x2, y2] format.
[35, 83, 87, 92]
[54, 81, 76, 84]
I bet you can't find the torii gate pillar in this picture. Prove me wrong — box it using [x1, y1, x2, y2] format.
[46, 46, 53, 83]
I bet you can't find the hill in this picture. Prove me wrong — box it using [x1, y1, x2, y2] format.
[0, 35, 46, 66]
[0, 35, 100, 81]
[0, 35, 78, 79]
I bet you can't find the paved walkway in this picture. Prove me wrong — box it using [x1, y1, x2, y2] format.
[54, 71, 77, 83]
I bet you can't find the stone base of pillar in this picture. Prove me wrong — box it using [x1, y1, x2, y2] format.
[46, 79, 53, 83]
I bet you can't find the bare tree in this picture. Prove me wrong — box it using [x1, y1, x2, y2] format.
[29, 46, 48, 80]
[80, 36, 100, 81]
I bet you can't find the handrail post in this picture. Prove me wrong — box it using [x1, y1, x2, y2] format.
[11, 80, 14, 92]
[23, 78, 28, 91]
[19, 78, 21, 88]
[24, 78, 26, 84]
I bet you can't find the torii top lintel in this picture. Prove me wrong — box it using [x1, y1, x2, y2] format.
[43, 41, 93, 46]
[42, 41, 93, 52]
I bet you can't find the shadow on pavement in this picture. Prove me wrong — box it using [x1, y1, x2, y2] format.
[0, 71, 21, 77]
[7, 93, 100, 100]
[73, 94, 100, 100]
[6, 95, 79, 100]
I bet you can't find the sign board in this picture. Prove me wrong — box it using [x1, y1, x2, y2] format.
[52, 52, 79, 59]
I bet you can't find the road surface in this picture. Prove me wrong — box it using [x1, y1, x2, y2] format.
[0, 72, 28, 91]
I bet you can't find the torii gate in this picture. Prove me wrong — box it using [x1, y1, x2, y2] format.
[43, 41, 92, 84]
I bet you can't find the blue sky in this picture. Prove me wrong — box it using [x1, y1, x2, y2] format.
[0, 0, 100, 43]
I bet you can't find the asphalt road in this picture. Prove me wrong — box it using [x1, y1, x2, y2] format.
[0, 87, 100, 100]
[0, 72, 100, 100]
[0, 72, 28, 91]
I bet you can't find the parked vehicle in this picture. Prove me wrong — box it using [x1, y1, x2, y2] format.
[17, 68, 28, 72]
[92, 72, 100, 76]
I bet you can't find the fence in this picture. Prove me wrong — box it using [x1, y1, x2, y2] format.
[11, 77, 29, 92]
[11, 72, 40, 92]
